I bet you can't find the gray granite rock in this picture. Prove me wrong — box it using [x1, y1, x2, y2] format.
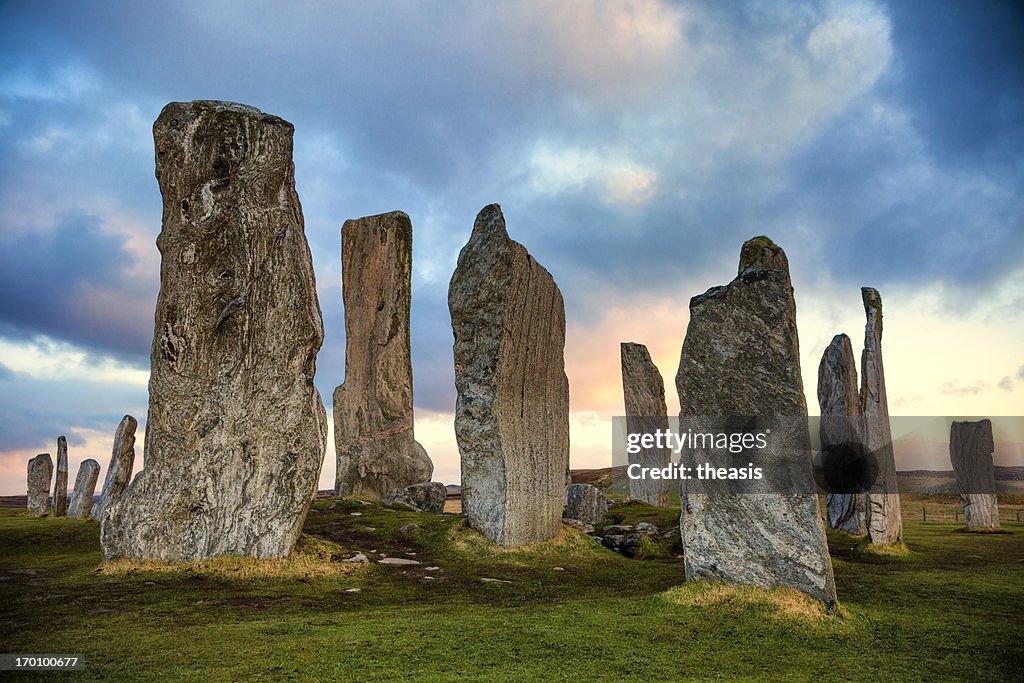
[91, 415, 137, 521]
[101, 101, 327, 561]
[67, 459, 101, 519]
[26, 453, 52, 516]
[564, 483, 608, 526]
[621, 342, 672, 507]
[334, 211, 432, 499]
[674, 236, 837, 605]
[949, 419, 999, 529]
[859, 288, 903, 545]
[449, 204, 569, 547]
[53, 436, 69, 517]
[817, 334, 867, 534]
[383, 482, 447, 514]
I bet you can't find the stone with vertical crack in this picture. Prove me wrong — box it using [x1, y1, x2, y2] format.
[950, 419, 999, 530]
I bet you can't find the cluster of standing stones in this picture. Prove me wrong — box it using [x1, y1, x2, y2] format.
[22, 100, 1006, 604]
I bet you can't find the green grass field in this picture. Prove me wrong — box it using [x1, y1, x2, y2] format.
[1, 500, 1021, 681]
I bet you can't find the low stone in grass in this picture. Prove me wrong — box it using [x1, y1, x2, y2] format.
[564, 483, 608, 526]
[383, 481, 447, 513]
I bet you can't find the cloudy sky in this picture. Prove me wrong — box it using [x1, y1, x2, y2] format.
[1, 0, 1022, 494]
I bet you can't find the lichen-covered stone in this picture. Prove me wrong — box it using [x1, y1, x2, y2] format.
[621, 342, 671, 507]
[950, 419, 999, 530]
[564, 483, 608, 526]
[101, 100, 327, 561]
[674, 236, 837, 605]
[859, 287, 903, 545]
[449, 204, 569, 547]
[91, 415, 137, 521]
[53, 436, 69, 517]
[26, 453, 52, 516]
[817, 334, 867, 534]
[383, 481, 447, 514]
[68, 459, 101, 519]
[334, 211, 432, 499]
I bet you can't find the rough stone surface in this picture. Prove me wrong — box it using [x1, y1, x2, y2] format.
[334, 211, 432, 499]
[53, 436, 69, 517]
[859, 287, 903, 545]
[91, 415, 137, 521]
[67, 459, 101, 519]
[101, 100, 327, 561]
[449, 204, 570, 547]
[950, 419, 999, 529]
[26, 453, 53, 516]
[563, 483, 608, 526]
[674, 236, 837, 605]
[817, 334, 867, 534]
[621, 342, 671, 507]
[383, 482, 447, 514]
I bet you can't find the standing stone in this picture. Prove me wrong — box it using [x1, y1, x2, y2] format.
[950, 419, 999, 530]
[101, 101, 327, 561]
[675, 236, 836, 605]
[67, 459, 101, 519]
[564, 483, 608, 526]
[449, 204, 570, 547]
[26, 453, 53, 516]
[817, 334, 867, 534]
[91, 415, 137, 521]
[621, 342, 672, 507]
[859, 288, 902, 545]
[53, 436, 69, 517]
[334, 211, 432, 499]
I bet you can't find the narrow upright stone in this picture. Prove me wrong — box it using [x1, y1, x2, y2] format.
[53, 436, 69, 517]
[817, 334, 867, 534]
[91, 415, 137, 521]
[449, 204, 569, 547]
[26, 453, 53, 516]
[674, 236, 836, 605]
[859, 287, 903, 545]
[621, 342, 671, 507]
[334, 211, 432, 499]
[101, 101, 327, 561]
[68, 459, 101, 519]
[950, 419, 999, 530]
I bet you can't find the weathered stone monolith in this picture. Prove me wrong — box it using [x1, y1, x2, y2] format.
[950, 419, 999, 530]
[675, 236, 837, 605]
[449, 204, 569, 547]
[564, 483, 608, 526]
[859, 287, 903, 545]
[101, 100, 327, 561]
[67, 459, 101, 519]
[53, 436, 69, 517]
[26, 453, 53, 516]
[91, 415, 137, 521]
[817, 334, 867, 534]
[621, 342, 672, 507]
[334, 211, 432, 499]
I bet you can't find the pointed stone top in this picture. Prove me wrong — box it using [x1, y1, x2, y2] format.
[738, 236, 789, 275]
[861, 287, 883, 336]
[58, 435, 67, 447]
[470, 203, 508, 238]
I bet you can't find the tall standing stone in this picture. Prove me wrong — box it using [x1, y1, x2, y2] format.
[675, 236, 836, 605]
[101, 100, 327, 561]
[950, 419, 999, 530]
[53, 436, 69, 517]
[621, 342, 671, 507]
[26, 453, 53, 517]
[67, 459, 101, 519]
[859, 288, 902, 545]
[334, 211, 432, 499]
[817, 334, 867, 534]
[449, 204, 569, 547]
[91, 415, 137, 521]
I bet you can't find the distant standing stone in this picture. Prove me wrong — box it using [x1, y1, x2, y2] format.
[334, 211, 433, 499]
[26, 453, 53, 516]
[53, 436, 69, 517]
[91, 415, 137, 521]
[564, 483, 608, 526]
[621, 342, 672, 507]
[68, 459, 101, 519]
[674, 236, 837, 605]
[449, 204, 570, 547]
[383, 482, 447, 514]
[950, 419, 1000, 530]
